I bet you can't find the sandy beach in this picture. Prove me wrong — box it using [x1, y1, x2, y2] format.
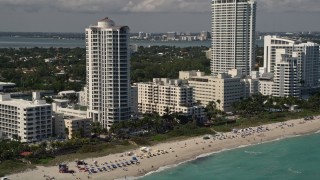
[7, 117, 320, 180]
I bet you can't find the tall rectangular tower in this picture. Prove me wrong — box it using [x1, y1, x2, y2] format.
[211, 0, 256, 75]
[86, 17, 131, 130]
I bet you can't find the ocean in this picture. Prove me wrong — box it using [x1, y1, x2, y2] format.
[0, 36, 264, 48]
[141, 133, 320, 180]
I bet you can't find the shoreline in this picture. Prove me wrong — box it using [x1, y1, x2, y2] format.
[7, 117, 320, 180]
[135, 130, 319, 180]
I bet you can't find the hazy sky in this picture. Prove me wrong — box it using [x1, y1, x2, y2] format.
[0, 0, 319, 33]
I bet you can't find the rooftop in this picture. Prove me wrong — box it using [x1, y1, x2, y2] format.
[53, 99, 69, 103]
[0, 82, 16, 86]
[0, 98, 51, 108]
[58, 90, 76, 94]
[64, 115, 90, 121]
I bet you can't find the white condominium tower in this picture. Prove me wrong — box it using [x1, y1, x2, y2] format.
[263, 36, 320, 89]
[211, 0, 256, 75]
[273, 50, 300, 97]
[86, 17, 131, 129]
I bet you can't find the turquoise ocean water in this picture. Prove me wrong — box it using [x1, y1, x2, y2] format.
[141, 133, 320, 180]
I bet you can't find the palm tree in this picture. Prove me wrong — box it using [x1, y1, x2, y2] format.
[91, 122, 102, 134]
[205, 101, 217, 120]
[265, 96, 274, 112]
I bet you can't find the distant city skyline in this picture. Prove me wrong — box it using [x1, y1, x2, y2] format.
[0, 0, 319, 33]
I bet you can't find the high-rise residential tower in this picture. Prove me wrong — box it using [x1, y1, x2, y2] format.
[211, 0, 256, 75]
[263, 36, 320, 89]
[86, 17, 131, 130]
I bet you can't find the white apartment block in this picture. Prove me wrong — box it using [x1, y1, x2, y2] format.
[0, 92, 52, 142]
[264, 36, 295, 73]
[137, 78, 205, 120]
[180, 71, 243, 112]
[273, 52, 300, 97]
[78, 86, 88, 106]
[52, 104, 87, 118]
[259, 74, 274, 96]
[64, 116, 91, 139]
[53, 113, 91, 139]
[211, 0, 256, 75]
[86, 17, 131, 130]
[264, 36, 320, 89]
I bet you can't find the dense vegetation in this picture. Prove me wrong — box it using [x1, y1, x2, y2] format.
[0, 46, 211, 92]
[0, 47, 85, 92]
[131, 46, 211, 82]
[231, 93, 320, 117]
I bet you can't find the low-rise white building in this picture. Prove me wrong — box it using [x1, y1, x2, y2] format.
[259, 73, 274, 96]
[52, 99, 69, 108]
[0, 92, 52, 142]
[53, 113, 91, 139]
[58, 90, 76, 97]
[52, 102, 87, 118]
[137, 78, 205, 120]
[181, 70, 244, 112]
[0, 82, 16, 92]
[181, 70, 259, 112]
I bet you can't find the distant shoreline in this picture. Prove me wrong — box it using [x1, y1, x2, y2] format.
[0, 36, 263, 48]
[7, 117, 320, 180]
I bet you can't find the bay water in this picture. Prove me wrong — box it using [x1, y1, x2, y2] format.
[141, 133, 320, 180]
[0, 36, 264, 48]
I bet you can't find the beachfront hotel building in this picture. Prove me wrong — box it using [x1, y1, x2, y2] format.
[211, 0, 256, 75]
[258, 73, 274, 96]
[180, 71, 244, 112]
[263, 36, 320, 91]
[53, 113, 91, 139]
[86, 17, 131, 130]
[0, 92, 52, 142]
[137, 78, 205, 120]
[272, 50, 300, 97]
[258, 49, 300, 98]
